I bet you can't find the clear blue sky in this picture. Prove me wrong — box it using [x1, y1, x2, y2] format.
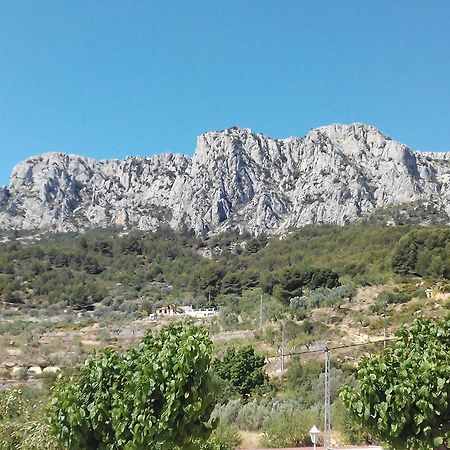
[1, 0, 450, 186]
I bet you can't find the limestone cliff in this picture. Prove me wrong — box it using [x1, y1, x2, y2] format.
[1, 124, 449, 234]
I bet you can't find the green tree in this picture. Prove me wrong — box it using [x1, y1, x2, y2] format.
[274, 266, 340, 304]
[392, 228, 450, 278]
[190, 263, 225, 299]
[392, 232, 419, 275]
[49, 323, 217, 450]
[340, 317, 450, 450]
[213, 346, 269, 400]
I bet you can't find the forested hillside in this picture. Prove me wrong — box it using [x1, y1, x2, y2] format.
[0, 223, 419, 313]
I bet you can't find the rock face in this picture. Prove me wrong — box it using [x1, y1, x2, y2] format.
[1, 123, 450, 234]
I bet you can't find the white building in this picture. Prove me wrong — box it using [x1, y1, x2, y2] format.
[180, 305, 219, 318]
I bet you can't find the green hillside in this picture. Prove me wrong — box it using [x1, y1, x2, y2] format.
[2, 223, 450, 448]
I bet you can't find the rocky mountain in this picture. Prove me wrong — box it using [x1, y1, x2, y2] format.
[1, 123, 450, 235]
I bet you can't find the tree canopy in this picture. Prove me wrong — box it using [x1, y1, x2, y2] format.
[213, 346, 269, 400]
[341, 317, 450, 450]
[48, 323, 217, 450]
[392, 228, 450, 277]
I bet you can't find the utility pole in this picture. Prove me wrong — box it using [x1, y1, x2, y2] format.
[280, 323, 285, 372]
[383, 327, 387, 348]
[259, 295, 263, 330]
[324, 347, 331, 449]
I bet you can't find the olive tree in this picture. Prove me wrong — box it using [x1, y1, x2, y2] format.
[49, 323, 217, 450]
[341, 318, 450, 450]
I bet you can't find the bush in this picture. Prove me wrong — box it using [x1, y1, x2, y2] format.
[369, 300, 387, 315]
[234, 400, 272, 431]
[332, 398, 375, 445]
[0, 389, 60, 450]
[201, 423, 241, 450]
[213, 398, 308, 432]
[259, 410, 318, 448]
[377, 289, 411, 305]
[210, 400, 242, 427]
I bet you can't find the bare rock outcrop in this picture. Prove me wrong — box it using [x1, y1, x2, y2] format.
[0, 123, 449, 234]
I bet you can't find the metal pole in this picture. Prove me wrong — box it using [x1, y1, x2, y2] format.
[259, 295, 263, 330]
[324, 347, 331, 449]
[280, 323, 285, 372]
[383, 328, 387, 348]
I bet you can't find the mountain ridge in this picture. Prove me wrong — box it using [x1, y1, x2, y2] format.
[1, 123, 450, 234]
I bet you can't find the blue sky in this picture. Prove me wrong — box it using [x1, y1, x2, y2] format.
[1, 0, 450, 186]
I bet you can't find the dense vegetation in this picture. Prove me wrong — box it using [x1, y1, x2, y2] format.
[0, 388, 58, 450]
[392, 228, 450, 277]
[341, 318, 450, 450]
[50, 323, 216, 450]
[0, 223, 423, 314]
[3, 223, 450, 448]
[213, 346, 269, 400]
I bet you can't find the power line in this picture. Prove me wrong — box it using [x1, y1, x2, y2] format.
[266, 336, 396, 448]
[266, 337, 396, 359]
[264, 336, 396, 447]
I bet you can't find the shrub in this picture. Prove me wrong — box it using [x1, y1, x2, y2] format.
[0, 389, 60, 450]
[377, 289, 411, 305]
[332, 398, 375, 445]
[210, 400, 242, 426]
[259, 410, 318, 448]
[202, 423, 241, 450]
[213, 398, 309, 432]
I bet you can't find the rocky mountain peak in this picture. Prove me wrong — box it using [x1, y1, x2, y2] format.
[1, 123, 449, 234]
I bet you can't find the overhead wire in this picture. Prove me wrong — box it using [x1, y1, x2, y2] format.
[267, 336, 396, 359]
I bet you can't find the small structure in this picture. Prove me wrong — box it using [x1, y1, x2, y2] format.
[154, 305, 177, 317]
[180, 305, 219, 319]
[425, 288, 434, 299]
[152, 305, 219, 320]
